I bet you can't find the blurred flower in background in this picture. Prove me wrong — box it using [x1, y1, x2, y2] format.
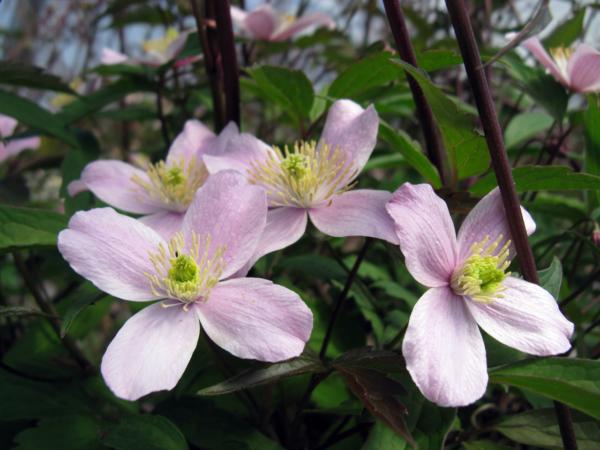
[0, 114, 40, 163]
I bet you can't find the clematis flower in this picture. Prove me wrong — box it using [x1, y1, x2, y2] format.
[203, 99, 399, 271]
[521, 36, 600, 93]
[68, 119, 238, 239]
[0, 114, 40, 163]
[58, 171, 313, 401]
[386, 183, 574, 407]
[230, 4, 335, 42]
[101, 28, 199, 68]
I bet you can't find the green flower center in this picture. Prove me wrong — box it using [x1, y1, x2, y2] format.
[451, 235, 510, 303]
[165, 166, 185, 186]
[145, 232, 226, 307]
[281, 154, 309, 180]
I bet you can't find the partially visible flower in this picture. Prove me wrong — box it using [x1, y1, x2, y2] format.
[101, 28, 199, 68]
[204, 99, 398, 273]
[230, 4, 335, 42]
[58, 171, 313, 401]
[0, 114, 40, 163]
[520, 36, 600, 93]
[386, 183, 573, 407]
[69, 120, 238, 238]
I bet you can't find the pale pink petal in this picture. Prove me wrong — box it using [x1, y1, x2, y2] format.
[466, 277, 573, 355]
[522, 37, 568, 85]
[203, 132, 272, 176]
[101, 48, 129, 65]
[58, 208, 165, 301]
[0, 115, 17, 136]
[139, 211, 184, 240]
[4, 136, 40, 157]
[174, 55, 201, 69]
[318, 100, 379, 174]
[457, 188, 536, 264]
[164, 30, 192, 61]
[230, 6, 248, 26]
[243, 5, 278, 40]
[197, 277, 312, 362]
[567, 43, 600, 93]
[206, 121, 240, 157]
[309, 189, 398, 244]
[182, 171, 267, 279]
[403, 287, 488, 407]
[101, 302, 199, 400]
[386, 183, 458, 287]
[271, 12, 335, 41]
[67, 179, 87, 196]
[233, 207, 308, 277]
[166, 119, 215, 166]
[77, 160, 163, 214]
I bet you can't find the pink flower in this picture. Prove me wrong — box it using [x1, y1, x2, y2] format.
[204, 99, 399, 272]
[521, 37, 600, 93]
[58, 171, 313, 400]
[101, 28, 199, 68]
[0, 114, 40, 163]
[386, 183, 574, 407]
[230, 4, 335, 42]
[68, 120, 238, 239]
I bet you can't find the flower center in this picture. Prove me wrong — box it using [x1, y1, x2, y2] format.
[145, 232, 226, 308]
[142, 27, 180, 58]
[246, 141, 357, 208]
[131, 157, 207, 212]
[451, 235, 510, 304]
[550, 46, 573, 80]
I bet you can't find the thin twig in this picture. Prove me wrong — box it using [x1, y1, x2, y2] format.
[155, 72, 171, 147]
[12, 252, 92, 372]
[444, 2, 578, 449]
[383, 0, 448, 186]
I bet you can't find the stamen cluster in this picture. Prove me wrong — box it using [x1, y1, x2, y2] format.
[132, 157, 207, 211]
[145, 232, 226, 307]
[550, 46, 573, 80]
[451, 235, 511, 304]
[246, 141, 356, 208]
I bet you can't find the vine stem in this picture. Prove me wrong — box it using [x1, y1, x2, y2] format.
[13, 252, 93, 372]
[444, 2, 577, 449]
[382, 0, 448, 186]
[212, 0, 240, 126]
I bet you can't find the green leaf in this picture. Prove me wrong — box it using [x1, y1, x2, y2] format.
[333, 348, 405, 373]
[463, 441, 513, 450]
[489, 358, 600, 420]
[0, 204, 67, 251]
[494, 408, 600, 450]
[363, 421, 409, 450]
[280, 254, 346, 280]
[416, 50, 462, 72]
[0, 90, 77, 146]
[58, 78, 155, 124]
[102, 415, 188, 450]
[391, 59, 490, 179]
[379, 122, 441, 187]
[0, 61, 75, 93]
[13, 415, 103, 450]
[470, 166, 600, 195]
[329, 52, 403, 98]
[197, 354, 325, 396]
[60, 282, 108, 337]
[338, 366, 413, 446]
[538, 257, 563, 300]
[0, 306, 49, 318]
[247, 65, 314, 126]
[501, 54, 568, 120]
[544, 9, 586, 49]
[504, 111, 554, 149]
[584, 95, 600, 206]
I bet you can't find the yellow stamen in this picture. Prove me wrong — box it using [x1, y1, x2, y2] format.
[142, 28, 180, 58]
[144, 231, 226, 304]
[550, 46, 573, 80]
[246, 141, 357, 208]
[451, 234, 511, 304]
[131, 157, 207, 211]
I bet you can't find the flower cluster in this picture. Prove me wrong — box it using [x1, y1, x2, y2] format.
[59, 96, 573, 406]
